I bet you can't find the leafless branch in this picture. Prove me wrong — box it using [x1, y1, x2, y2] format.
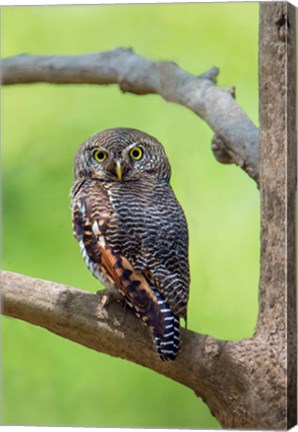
[0, 269, 285, 428]
[1, 270, 214, 390]
[2, 48, 259, 182]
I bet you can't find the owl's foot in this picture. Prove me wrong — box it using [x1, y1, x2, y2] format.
[97, 289, 123, 307]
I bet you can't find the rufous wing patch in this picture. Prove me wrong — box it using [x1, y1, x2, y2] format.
[99, 245, 165, 337]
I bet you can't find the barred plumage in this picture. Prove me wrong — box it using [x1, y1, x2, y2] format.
[71, 128, 190, 361]
[152, 287, 180, 361]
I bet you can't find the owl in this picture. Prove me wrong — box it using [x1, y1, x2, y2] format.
[71, 128, 189, 361]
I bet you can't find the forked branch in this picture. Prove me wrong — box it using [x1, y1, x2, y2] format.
[0, 270, 269, 428]
[2, 49, 259, 182]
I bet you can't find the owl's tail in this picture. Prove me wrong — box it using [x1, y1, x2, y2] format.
[95, 240, 180, 361]
[152, 288, 180, 361]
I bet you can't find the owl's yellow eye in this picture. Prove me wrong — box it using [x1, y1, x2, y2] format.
[93, 149, 107, 163]
[129, 147, 143, 161]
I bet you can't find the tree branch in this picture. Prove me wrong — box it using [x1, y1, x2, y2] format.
[0, 269, 290, 429]
[0, 270, 234, 422]
[0, 271, 264, 427]
[2, 49, 259, 182]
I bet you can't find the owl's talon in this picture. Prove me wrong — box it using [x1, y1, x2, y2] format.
[100, 291, 116, 307]
[100, 290, 124, 307]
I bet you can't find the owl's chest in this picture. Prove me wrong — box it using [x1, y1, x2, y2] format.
[94, 179, 187, 276]
[106, 181, 170, 228]
[103, 181, 179, 260]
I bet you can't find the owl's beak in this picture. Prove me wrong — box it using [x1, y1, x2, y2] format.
[115, 160, 123, 181]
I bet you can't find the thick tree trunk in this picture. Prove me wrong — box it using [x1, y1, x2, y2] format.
[258, 2, 296, 427]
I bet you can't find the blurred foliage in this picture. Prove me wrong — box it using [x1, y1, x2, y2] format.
[2, 2, 259, 429]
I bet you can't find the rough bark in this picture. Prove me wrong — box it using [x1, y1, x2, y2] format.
[257, 2, 297, 427]
[0, 271, 286, 428]
[2, 49, 259, 182]
[1, 2, 296, 429]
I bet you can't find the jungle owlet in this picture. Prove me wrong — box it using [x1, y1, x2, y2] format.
[71, 128, 189, 361]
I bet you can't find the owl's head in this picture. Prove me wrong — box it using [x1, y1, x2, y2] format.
[74, 128, 171, 183]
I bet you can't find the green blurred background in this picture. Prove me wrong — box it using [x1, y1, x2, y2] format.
[2, 2, 259, 428]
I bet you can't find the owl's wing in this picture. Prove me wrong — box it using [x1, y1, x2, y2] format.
[130, 185, 190, 320]
[72, 179, 166, 337]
